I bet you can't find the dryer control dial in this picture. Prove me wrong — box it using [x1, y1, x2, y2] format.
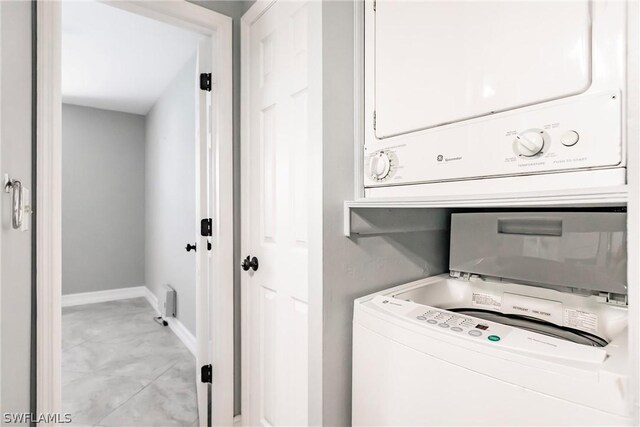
[514, 129, 545, 157]
[370, 151, 391, 180]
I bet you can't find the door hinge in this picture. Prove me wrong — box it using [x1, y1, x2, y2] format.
[201, 364, 212, 383]
[373, 0, 376, 12]
[449, 271, 476, 281]
[201, 218, 212, 237]
[200, 73, 212, 92]
[373, 111, 376, 130]
[597, 292, 628, 306]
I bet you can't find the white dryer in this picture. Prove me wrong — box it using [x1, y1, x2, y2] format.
[352, 212, 632, 426]
[363, 1, 630, 197]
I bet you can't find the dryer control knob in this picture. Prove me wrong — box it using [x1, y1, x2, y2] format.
[514, 130, 545, 157]
[370, 151, 391, 179]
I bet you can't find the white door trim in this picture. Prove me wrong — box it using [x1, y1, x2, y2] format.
[36, 1, 62, 417]
[36, 2, 234, 425]
[0, 1, 4, 411]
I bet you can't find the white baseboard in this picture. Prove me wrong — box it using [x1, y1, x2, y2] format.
[166, 316, 196, 356]
[61, 286, 196, 356]
[143, 287, 196, 356]
[61, 286, 147, 307]
[144, 286, 159, 310]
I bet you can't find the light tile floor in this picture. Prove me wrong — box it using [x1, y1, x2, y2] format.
[62, 298, 198, 426]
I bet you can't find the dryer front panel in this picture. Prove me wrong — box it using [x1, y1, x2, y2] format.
[374, 1, 591, 139]
[363, 0, 627, 191]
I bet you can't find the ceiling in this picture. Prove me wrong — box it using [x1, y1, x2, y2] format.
[62, 1, 203, 115]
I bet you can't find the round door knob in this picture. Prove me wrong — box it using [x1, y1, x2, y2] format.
[514, 130, 545, 157]
[370, 151, 391, 179]
[185, 243, 196, 252]
[241, 256, 259, 272]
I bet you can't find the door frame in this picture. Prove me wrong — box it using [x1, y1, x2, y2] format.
[35, 1, 234, 424]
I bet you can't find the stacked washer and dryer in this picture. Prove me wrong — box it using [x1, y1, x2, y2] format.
[352, 0, 637, 425]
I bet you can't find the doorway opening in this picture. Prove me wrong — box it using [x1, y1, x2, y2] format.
[60, 2, 203, 425]
[36, 1, 234, 425]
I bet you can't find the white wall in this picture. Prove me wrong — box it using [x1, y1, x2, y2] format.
[61, 104, 146, 295]
[0, 0, 33, 419]
[145, 55, 197, 335]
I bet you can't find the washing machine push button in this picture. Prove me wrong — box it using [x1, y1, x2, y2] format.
[408, 306, 506, 340]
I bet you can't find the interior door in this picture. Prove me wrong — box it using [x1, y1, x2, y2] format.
[243, 1, 314, 425]
[1, 0, 35, 415]
[195, 35, 213, 427]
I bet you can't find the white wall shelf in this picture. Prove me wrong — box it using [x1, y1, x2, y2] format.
[344, 185, 628, 236]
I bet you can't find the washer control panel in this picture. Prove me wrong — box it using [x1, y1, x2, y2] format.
[369, 295, 607, 363]
[409, 307, 510, 342]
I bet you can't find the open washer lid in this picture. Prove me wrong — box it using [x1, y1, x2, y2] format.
[449, 212, 627, 297]
[373, 1, 592, 139]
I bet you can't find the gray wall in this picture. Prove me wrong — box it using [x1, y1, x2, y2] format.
[61, 104, 146, 295]
[1, 0, 33, 419]
[145, 55, 197, 335]
[189, 1, 254, 417]
[315, 2, 450, 425]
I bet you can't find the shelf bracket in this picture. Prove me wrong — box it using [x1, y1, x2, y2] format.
[343, 186, 628, 237]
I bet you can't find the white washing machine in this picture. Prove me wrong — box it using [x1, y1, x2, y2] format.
[352, 212, 632, 426]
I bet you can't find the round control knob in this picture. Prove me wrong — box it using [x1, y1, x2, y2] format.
[370, 151, 391, 179]
[515, 130, 545, 157]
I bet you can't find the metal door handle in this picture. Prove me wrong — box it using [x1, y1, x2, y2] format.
[241, 256, 259, 272]
[4, 178, 23, 230]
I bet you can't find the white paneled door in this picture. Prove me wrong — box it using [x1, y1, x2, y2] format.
[242, 1, 319, 425]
